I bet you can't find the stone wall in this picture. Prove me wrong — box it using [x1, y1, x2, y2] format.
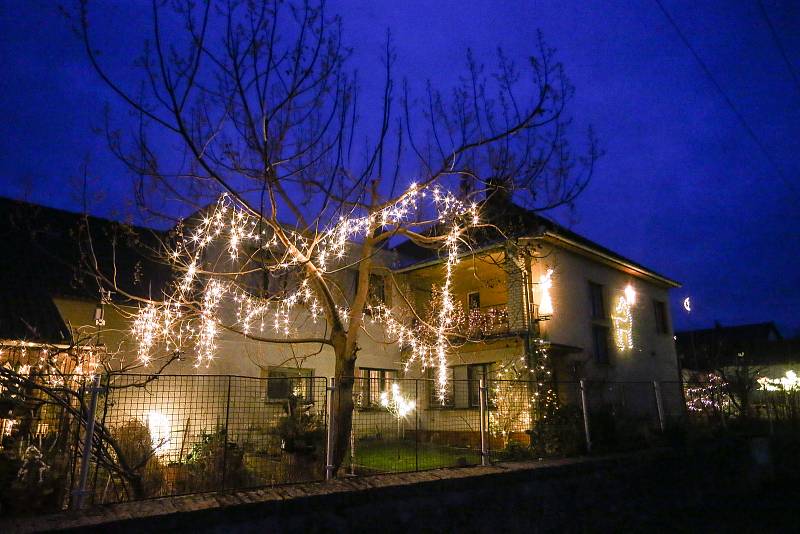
[4, 445, 774, 533]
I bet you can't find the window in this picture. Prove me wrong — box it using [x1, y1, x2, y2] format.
[589, 282, 605, 319]
[653, 300, 669, 334]
[427, 367, 455, 407]
[468, 364, 491, 407]
[467, 291, 481, 310]
[368, 273, 387, 306]
[592, 325, 610, 364]
[266, 367, 313, 401]
[262, 270, 292, 298]
[358, 368, 398, 407]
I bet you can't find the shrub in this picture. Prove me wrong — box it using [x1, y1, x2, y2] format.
[275, 395, 325, 456]
[529, 405, 584, 457]
[110, 419, 166, 499]
[180, 427, 251, 491]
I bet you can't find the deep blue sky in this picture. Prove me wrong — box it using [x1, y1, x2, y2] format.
[1, 1, 798, 335]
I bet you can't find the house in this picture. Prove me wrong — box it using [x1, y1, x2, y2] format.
[385, 194, 683, 441]
[677, 321, 800, 385]
[1, 194, 682, 460]
[0, 197, 173, 372]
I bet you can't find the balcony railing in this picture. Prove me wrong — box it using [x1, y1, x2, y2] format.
[463, 304, 510, 338]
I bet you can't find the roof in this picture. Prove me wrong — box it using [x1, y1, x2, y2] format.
[0, 197, 173, 344]
[0, 274, 72, 345]
[0, 197, 172, 302]
[675, 321, 792, 370]
[392, 196, 680, 287]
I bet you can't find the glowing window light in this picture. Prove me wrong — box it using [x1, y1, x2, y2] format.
[538, 269, 554, 317]
[147, 411, 171, 454]
[611, 295, 633, 351]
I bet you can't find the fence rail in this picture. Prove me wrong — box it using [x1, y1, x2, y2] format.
[3, 372, 793, 515]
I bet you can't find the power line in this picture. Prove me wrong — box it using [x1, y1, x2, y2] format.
[757, 0, 800, 97]
[653, 0, 798, 197]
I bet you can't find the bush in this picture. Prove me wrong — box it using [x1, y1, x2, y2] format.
[529, 405, 584, 457]
[179, 427, 251, 491]
[111, 419, 166, 499]
[494, 440, 538, 462]
[275, 395, 325, 456]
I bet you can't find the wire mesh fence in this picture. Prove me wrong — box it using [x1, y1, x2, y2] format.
[7, 370, 788, 514]
[85, 374, 328, 505]
[344, 378, 483, 475]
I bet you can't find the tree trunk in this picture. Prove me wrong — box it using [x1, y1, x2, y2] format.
[330, 344, 356, 475]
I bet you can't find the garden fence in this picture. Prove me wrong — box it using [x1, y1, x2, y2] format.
[2, 373, 724, 514]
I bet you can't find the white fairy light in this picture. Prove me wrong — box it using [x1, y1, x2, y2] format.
[131, 182, 478, 393]
[197, 279, 224, 367]
[132, 304, 159, 364]
[611, 295, 634, 351]
[380, 383, 416, 419]
[758, 370, 800, 392]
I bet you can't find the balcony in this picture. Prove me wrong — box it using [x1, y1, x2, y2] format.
[462, 304, 510, 338]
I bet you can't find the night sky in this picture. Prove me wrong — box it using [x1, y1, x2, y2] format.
[1, 1, 798, 335]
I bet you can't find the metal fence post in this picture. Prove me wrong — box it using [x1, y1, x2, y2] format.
[414, 379, 419, 472]
[221, 376, 232, 489]
[72, 373, 102, 510]
[653, 381, 666, 432]
[479, 378, 488, 466]
[579, 380, 592, 453]
[325, 377, 336, 480]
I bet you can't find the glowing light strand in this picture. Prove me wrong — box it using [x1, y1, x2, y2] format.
[131, 184, 479, 394]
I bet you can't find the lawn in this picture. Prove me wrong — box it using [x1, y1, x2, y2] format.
[350, 439, 481, 473]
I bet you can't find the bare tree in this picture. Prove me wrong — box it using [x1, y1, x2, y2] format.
[75, 0, 598, 473]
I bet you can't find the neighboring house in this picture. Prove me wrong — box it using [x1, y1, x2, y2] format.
[677, 321, 800, 382]
[1, 194, 683, 449]
[0, 197, 172, 371]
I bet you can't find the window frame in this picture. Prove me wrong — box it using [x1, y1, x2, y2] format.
[653, 299, 669, 334]
[358, 367, 399, 408]
[589, 281, 606, 319]
[265, 366, 314, 402]
[592, 325, 611, 365]
[467, 291, 481, 311]
[467, 363, 491, 408]
[368, 273, 387, 306]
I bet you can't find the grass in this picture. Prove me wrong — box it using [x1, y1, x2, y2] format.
[350, 439, 481, 473]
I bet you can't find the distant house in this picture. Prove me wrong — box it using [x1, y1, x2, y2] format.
[676, 321, 800, 381]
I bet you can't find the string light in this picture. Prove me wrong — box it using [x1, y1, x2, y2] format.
[380, 383, 416, 419]
[131, 184, 479, 392]
[758, 370, 800, 392]
[611, 294, 633, 351]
